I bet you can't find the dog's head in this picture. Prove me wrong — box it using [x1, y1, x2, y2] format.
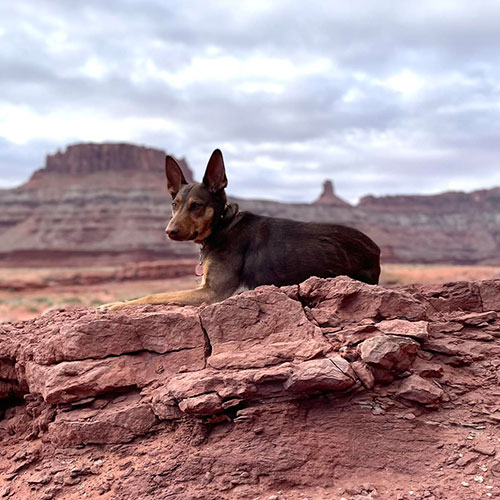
[165, 149, 228, 243]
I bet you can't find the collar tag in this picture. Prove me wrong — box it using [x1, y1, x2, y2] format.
[196, 247, 204, 276]
[195, 262, 204, 276]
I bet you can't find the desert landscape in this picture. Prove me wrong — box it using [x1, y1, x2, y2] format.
[1, 143, 500, 500]
[2, 262, 500, 323]
[2, 143, 500, 269]
[3, 1, 500, 498]
[1, 142, 500, 323]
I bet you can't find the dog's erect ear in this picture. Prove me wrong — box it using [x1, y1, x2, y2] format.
[165, 155, 188, 198]
[203, 149, 227, 193]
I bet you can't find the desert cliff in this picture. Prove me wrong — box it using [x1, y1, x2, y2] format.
[0, 276, 499, 499]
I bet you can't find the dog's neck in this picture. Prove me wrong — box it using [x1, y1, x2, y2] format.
[199, 202, 240, 250]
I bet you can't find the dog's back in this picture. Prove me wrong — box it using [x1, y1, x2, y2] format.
[207, 211, 381, 289]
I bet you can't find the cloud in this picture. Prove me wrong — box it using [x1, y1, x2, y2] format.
[1, 0, 500, 202]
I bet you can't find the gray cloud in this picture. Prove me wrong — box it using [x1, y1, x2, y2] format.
[1, 0, 500, 202]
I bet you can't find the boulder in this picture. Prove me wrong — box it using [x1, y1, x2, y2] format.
[358, 335, 419, 372]
[283, 357, 356, 393]
[393, 374, 443, 405]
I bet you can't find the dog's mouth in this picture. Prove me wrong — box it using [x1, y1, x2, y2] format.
[167, 231, 199, 242]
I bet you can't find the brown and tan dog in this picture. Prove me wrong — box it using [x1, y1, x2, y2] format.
[101, 150, 380, 311]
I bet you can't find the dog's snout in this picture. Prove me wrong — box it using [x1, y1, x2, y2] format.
[166, 226, 179, 237]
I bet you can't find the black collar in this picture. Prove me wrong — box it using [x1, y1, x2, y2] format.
[198, 203, 240, 251]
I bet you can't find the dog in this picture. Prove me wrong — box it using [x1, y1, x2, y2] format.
[101, 149, 380, 311]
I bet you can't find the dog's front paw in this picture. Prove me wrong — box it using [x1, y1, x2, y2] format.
[99, 301, 129, 312]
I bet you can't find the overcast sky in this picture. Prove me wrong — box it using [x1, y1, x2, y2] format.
[1, 1, 500, 203]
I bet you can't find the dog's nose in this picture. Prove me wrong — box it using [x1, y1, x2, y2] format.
[166, 227, 179, 237]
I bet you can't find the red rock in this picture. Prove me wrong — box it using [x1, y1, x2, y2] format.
[157, 368, 257, 404]
[252, 363, 293, 384]
[455, 311, 497, 325]
[154, 363, 296, 410]
[0, 380, 21, 399]
[41, 143, 193, 179]
[34, 307, 205, 364]
[393, 374, 443, 404]
[200, 286, 331, 369]
[455, 452, 478, 467]
[335, 324, 378, 345]
[222, 398, 243, 410]
[375, 319, 429, 341]
[412, 358, 444, 378]
[0, 259, 197, 292]
[26, 471, 52, 485]
[299, 276, 426, 326]
[25, 348, 205, 404]
[313, 180, 351, 207]
[399, 281, 483, 317]
[283, 357, 355, 393]
[422, 333, 494, 362]
[179, 393, 224, 416]
[473, 440, 496, 456]
[155, 355, 360, 417]
[479, 280, 500, 311]
[428, 321, 463, 333]
[0, 358, 17, 380]
[49, 394, 157, 446]
[351, 360, 375, 389]
[113, 259, 197, 281]
[358, 335, 419, 372]
[459, 327, 495, 341]
[150, 394, 183, 421]
[2, 276, 500, 499]
[3, 142, 500, 266]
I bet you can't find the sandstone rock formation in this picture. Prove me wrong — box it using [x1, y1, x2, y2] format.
[1, 276, 499, 499]
[0, 143, 197, 266]
[2, 143, 500, 266]
[28, 143, 193, 186]
[313, 179, 351, 207]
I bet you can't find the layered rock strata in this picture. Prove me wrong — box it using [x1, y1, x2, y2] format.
[0, 143, 197, 265]
[2, 143, 500, 265]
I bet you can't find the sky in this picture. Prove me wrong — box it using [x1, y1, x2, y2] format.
[1, 1, 500, 203]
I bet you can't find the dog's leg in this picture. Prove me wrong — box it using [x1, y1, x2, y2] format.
[100, 253, 243, 311]
[99, 285, 225, 311]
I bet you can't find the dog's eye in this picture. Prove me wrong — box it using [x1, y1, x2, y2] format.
[189, 202, 202, 210]
[171, 201, 178, 209]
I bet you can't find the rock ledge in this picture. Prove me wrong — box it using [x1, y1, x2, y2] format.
[1, 276, 500, 499]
